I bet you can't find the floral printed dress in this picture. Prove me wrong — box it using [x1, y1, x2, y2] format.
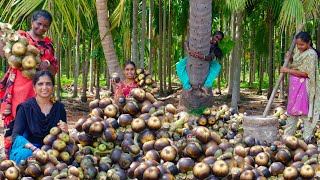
[115, 81, 139, 98]
[288, 48, 320, 120]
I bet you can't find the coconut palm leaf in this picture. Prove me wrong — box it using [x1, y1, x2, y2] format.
[302, 0, 320, 20]
[3, 0, 44, 25]
[226, 0, 247, 12]
[0, 0, 90, 38]
[110, 0, 125, 29]
[278, 0, 305, 31]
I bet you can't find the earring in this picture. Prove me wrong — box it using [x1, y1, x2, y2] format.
[50, 95, 56, 103]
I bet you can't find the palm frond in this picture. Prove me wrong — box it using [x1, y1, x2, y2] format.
[278, 0, 305, 32]
[110, 0, 125, 31]
[303, 0, 320, 20]
[269, 0, 284, 20]
[226, 0, 247, 12]
[6, 0, 44, 25]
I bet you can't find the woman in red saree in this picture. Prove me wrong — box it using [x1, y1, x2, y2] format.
[0, 10, 58, 158]
[111, 61, 139, 105]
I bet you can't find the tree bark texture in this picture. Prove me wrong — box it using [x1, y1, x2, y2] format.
[231, 11, 243, 109]
[132, 0, 139, 65]
[249, 28, 254, 87]
[163, 0, 167, 92]
[66, 30, 71, 79]
[227, 14, 236, 95]
[96, 0, 124, 80]
[280, 31, 286, 99]
[258, 56, 264, 94]
[267, 10, 274, 99]
[158, 0, 163, 95]
[81, 31, 89, 102]
[140, 0, 146, 68]
[56, 20, 61, 100]
[95, 54, 101, 99]
[180, 0, 213, 109]
[168, 0, 172, 92]
[148, 0, 153, 74]
[73, 5, 80, 98]
[317, 23, 320, 54]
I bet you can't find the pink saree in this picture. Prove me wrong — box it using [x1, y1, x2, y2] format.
[287, 74, 308, 115]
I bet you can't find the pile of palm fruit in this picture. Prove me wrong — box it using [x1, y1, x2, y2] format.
[0, 22, 41, 79]
[0, 87, 319, 179]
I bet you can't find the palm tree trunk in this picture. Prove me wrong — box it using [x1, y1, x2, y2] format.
[95, 50, 101, 99]
[72, 4, 80, 98]
[132, 0, 139, 65]
[167, 0, 172, 92]
[279, 31, 286, 99]
[249, 28, 254, 87]
[89, 39, 94, 93]
[158, 0, 163, 95]
[317, 23, 320, 53]
[140, 0, 146, 68]
[231, 11, 243, 109]
[258, 56, 264, 95]
[242, 16, 246, 83]
[163, 0, 167, 93]
[180, 0, 213, 110]
[56, 15, 63, 101]
[148, 0, 153, 74]
[81, 31, 89, 102]
[267, 10, 274, 99]
[227, 13, 236, 95]
[66, 30, 71, 79]
[96, 0, 124, 80]
[242, 38, 246, 83]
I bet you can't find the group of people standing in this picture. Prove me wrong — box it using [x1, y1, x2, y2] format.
[0, 9, 319, 165]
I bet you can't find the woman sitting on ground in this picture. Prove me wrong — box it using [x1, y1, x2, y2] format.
[9, 70, 67, 164]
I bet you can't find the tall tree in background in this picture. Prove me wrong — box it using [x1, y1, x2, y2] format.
[180, 0, 213, 110]
[226, 0, 246, 109]
[267, 7, 274, 99]
[132, 0, 139, 65]
[158, 0, 163, 95]
[163, 0, 167, 92]
[72, 3, 80, 98]
[96, 0, 124, 80]
[231, 11, 243, 109]
[227, 14, 236, 95]
[167, 0, 172, 92]
[140, 0, 147, 68]
[148, 0, 153, 73]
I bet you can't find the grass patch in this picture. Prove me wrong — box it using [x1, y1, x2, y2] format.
[189, 106, 207, 116]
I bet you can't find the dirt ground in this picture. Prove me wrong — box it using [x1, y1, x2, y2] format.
[64, 87, 287, 125]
